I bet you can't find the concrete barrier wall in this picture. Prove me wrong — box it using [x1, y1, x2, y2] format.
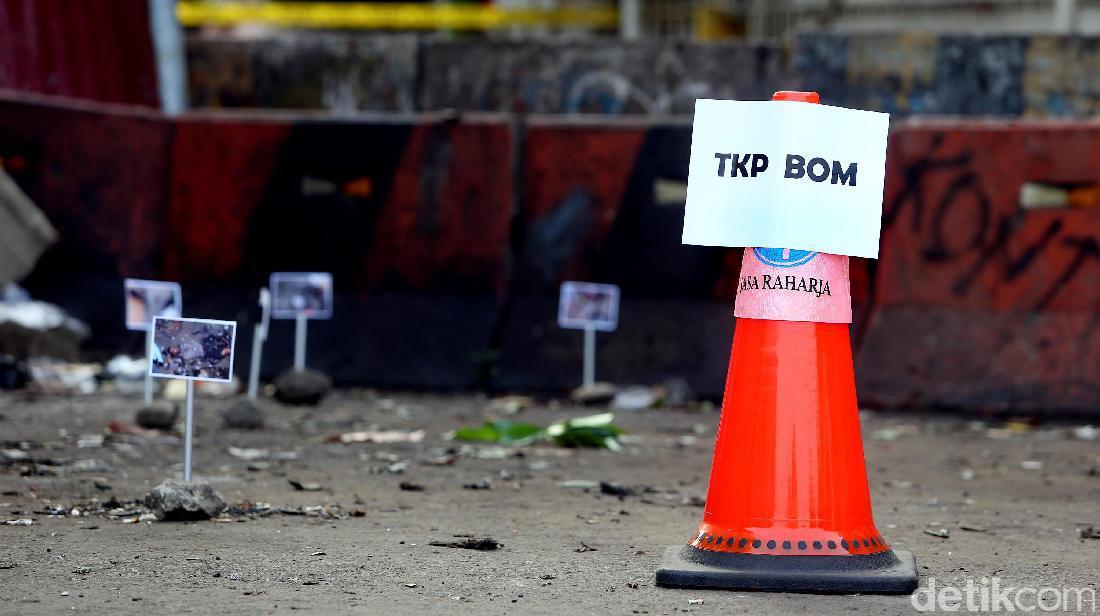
[2, 93, 1098, 411]
[187, 32, 1100, 118]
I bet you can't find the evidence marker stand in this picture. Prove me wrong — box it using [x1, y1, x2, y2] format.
[247, 288, 271, 400]
[557, 281, 620, 387]
[149, 316, 238, 483]
[656, 91, 916, 593]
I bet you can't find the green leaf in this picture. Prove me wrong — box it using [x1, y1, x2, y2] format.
[453, 421, 542, 444]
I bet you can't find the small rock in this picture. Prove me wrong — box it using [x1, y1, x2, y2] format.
[570, 382, 617, 406]
[273, 369, 332, 406]
[1080, 527, 1100, 539]
[1, 449, 28, 462]
[145, 480, 226, 521]
[135, 402, 178, 430]
[575, 542, 597, 552]
[222, 400, 265, 430]
[960, 524, 987, 532]
[288, 479, 323, 492]
[404, 583, 418, 588]
[399, 481, 424, 492]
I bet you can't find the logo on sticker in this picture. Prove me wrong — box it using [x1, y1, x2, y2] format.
[752, 247, 818, 268]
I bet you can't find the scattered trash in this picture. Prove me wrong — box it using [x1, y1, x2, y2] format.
[924, 528, 950, 539]
[453, 421, 541, 446]
[326, 429, 425, 444]
[486, 396, 535, 415]
[599, 481, 636, 497]
[1080, 527, 1100, 539]
[429, 537, 502, 551]
[70, 459, 112, 473]
[4, 518, 33, 526]
[463, 478, 492, 490]
[145, 480, 227, 521]
[288, 479, 324, 492]
[1072, 426, 1098, 441]
[228, 447, 269, 461]
[612, 386, 659, 411]
[404, 583, 418, 588]
[76, 434, 104, 449]
[399, 481, 424, 492]
[960, 468, 975, 481]
[223, 400, 265, 430]
[108, 420, 164, 438]
[1020, 460, 1043, 471]
[575, 542, 598, 552]
[960, 524, 987, 532]
[27, 360, 98, 394]
[570, 382, 617, 405]
[688, 598, 705, 605]
[559, 480, 599, 490]
[871, 425, 919, 441]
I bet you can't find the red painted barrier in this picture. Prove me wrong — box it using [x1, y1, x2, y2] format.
[857, 122, 1100, 412]
[0, 0, 159, 107]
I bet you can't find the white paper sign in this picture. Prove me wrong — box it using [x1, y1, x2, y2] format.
[558, 282, 620, 332]
[682, 99, 889, 258]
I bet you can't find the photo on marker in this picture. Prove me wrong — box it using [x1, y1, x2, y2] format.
[270, 272, 333, 319]
[558, 282, 620, 331]
[124, 279, 181, 331]
[150, 317, 236, 382]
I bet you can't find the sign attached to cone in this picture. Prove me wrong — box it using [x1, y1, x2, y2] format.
[656, 91, 917, 593]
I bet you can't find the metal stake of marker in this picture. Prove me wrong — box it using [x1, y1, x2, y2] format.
[247, 323, 263, 400]
[293, 312, 307, 371]
[183, 380, 194, 482]
[583, 324, 596, 387]
[144, 328, 155, 405]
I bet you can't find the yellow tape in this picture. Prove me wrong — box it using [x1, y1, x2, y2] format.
[176, 1, 618, 30]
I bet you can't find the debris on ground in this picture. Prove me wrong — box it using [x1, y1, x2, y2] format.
[612, 386, 660, 411]
[575, 542, 597, 552]
[1020, 460, 1044, 471]
[486, 395, 535, 415]
[4, 518, 33, 526]
[103, 355, 146, 394]
[559, 480, 599, 490]
[1080, 527, 1100, 539]
[428, 536, 502, 551]
[288, 479, 324, 492]
[463, 478, 492, 490]
[273, 368, 332, 405]
[452, 412, 624, 450]
[599, 481, 636, 497]
[0, 354, 30, 390]
[325, 429, 425, 444]
[0, 298, 89, 362]
[228, 447, 270, 461]
[924, 528, 950, 539]
[1072, 426, 1098, 441]
[223, 399, 265, 430]
[27, 360, 99, 394]
[570, 382, 617, 405]
[399, 481, 424, 492]
[145, 480, 226, 521]
[108, 420, 164, 439]
[135, 402, 178, 430]
[960, 524, 987, 532]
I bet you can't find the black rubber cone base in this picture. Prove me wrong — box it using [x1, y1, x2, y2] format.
[656, 545, 918, 594]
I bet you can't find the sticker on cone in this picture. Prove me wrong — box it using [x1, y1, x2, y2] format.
[656, 90, 916, 594]
[734, 248, 851, 323]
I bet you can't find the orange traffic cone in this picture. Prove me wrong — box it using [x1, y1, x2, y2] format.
[656, 91, 917, 593]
